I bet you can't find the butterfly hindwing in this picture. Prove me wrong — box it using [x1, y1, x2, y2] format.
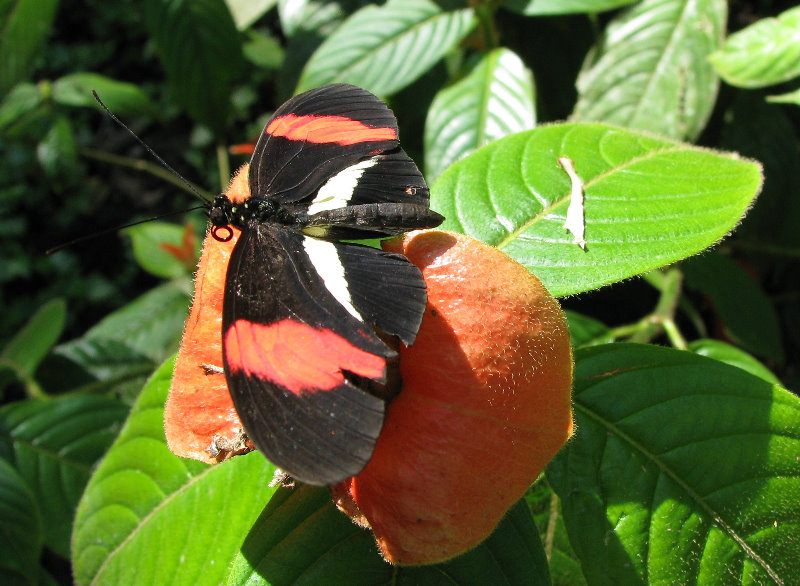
[221, 223, 428, 485]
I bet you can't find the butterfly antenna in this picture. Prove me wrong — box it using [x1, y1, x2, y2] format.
[46, 205, 208, 255]
[92, 90, 212, 205]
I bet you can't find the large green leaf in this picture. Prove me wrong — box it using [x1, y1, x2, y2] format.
[0, 0, 59, 99]
[227, 489, 550, 585]
[548, 344, 800, 585]
[572, 0, 726, 141]
[431, 123, 761, 298]
[709, 6, 800, 89]
[502, 0, 635, 15]
[72, 358, 279, 586]
[144, 0, 244, 135]
[296, 0, 477, 96]
[0, 458, 42, 585]
[0, 395, 128, 558]
[425, 48, 535, 183]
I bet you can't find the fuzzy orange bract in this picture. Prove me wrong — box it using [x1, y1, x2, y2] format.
[334, 231, 574, 565]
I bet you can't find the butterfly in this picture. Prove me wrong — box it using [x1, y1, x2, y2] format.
[205, 84, 443, 486]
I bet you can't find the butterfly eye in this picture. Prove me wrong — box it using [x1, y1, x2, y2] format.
[212, 225, 233, 242]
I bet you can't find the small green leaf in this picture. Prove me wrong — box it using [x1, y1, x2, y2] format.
[227, 490, 550, 584]
[36, 115, 78, 181]
[0, 395, 129, 558]
[682, 252, 784, 362]
[51, 72, 155, 116]
[72, 357, 279, 586]
[432, 123, 762, 297]
[566, 310, 612, 347]
[1, 298, 65, 380]
[144, 0, 245, 136]
[0, 458, 42, 585]
[242, 29, 285, 70]
[767, 87, 800, 105]
[548, 344, 800, 585]
[0, 0, 59, 99]
[123, 222, 196, 280]
[709, 6, 800, 89]
[0, 82, 43, 133]
[296, 0, 477, 97]
[502, 0, 636, 16]
[425, 48, 535, 183]
[572, 0, 726, 141]
[688, 339, 782, 385]
[225, 0, 277, 29]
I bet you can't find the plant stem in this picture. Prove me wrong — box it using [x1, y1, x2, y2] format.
[80, 147, 214, 201]
[216, 143, 230, 192]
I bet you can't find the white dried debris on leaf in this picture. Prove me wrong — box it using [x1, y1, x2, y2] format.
[559, 156, 586, 250]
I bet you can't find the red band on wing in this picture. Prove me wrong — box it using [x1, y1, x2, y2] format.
[224, 318, 385, 394]
[266, 114, 397, 145]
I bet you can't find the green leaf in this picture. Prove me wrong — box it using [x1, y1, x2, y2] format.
[1, 298, 65, 381]
[548, 343, 800, 585]
[502, 0, 636, 16]
[36, 115, 78, 182]
[227, 490, 550, 585]
[572, 0, 726, 141]
[431, 123, 762, 297]
[682, 252, 784, 362]
[52, 338, 156, 399]
[0, 395, 128, 558]
[72, 357, 279, 586]
[123, 222, 195, 280]
[709, 6, 800, 89]
[767, 87, 800, 106]
[0, 81, 43, 134]
[688, 339, 782, 385]
[296, 0, 477, 97]
[425, 48, 535, 183]
[225, 0, 277, 29]
[81, 281, 191, 362]
[242, 29, 285, 70]
[277, 0, 355, 38]
[566, 311, 612, 348]
[0, 458, 42, 585]
[0, 0, 59, 99]
[51, 72, 155, 116]
[144, 0, 245, 136]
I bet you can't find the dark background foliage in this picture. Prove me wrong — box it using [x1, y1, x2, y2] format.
[1, 0, 799, 584]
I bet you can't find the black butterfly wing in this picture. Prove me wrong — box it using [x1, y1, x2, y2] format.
[221, 223, 427, 485]
[249, 84, 432, 213]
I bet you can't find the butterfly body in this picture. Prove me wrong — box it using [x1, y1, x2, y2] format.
[208, 84, 443, 485]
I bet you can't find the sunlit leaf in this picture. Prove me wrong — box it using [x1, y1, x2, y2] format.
[503, 0, 635, 16]
[709, 6, 800, 89]
[572, 0, 726, 140]
[52, 72, 155, 116]
[296, 0, 476, 96]
[425, 48, 535, 183]
[432, 123, 761, 297]
[72, 358, 279, 586]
